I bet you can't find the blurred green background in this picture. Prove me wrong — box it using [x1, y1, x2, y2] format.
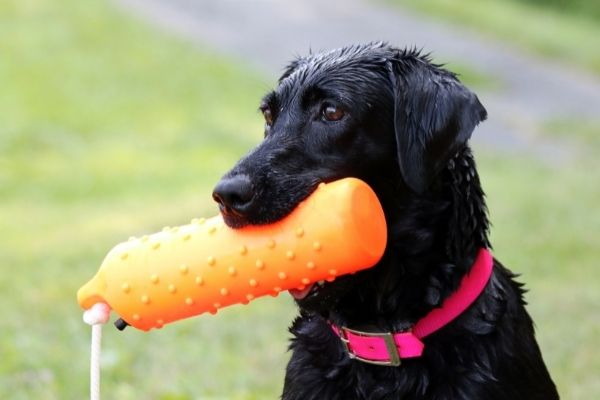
[396, 0, 600, 74]
[0, 0, 598, 399]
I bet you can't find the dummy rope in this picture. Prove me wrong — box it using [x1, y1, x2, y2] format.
[83, 303, 111, 400]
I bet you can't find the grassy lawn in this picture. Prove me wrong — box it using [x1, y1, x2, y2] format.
[1, 0, 598, 399]
[0, 1, 291, 399]
[441, 61, 502, 91]
[542, 118, 600, 151]
[390, 0, 600, 75]
[479, 151, 600, 399]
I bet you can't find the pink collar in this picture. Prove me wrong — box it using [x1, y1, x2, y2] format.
[330, 248, 494, 366]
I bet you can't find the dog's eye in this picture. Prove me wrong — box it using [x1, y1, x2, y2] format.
[321, 104, 345, 122]
[262, 108, 274, 127]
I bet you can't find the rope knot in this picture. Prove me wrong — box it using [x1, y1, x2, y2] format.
[83, 303, 111, 326]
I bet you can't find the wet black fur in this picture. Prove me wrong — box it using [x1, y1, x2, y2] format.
[215, 43, 558, 399]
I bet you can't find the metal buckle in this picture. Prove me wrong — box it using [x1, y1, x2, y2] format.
[339, 326, 401, 367]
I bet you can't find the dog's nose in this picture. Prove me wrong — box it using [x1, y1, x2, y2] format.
[212, 175, 255, 215]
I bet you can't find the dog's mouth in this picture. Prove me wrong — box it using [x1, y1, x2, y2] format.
[218, 181, 320, 229]
[288, 280, 328, 300]
[290, 274, 358, 312]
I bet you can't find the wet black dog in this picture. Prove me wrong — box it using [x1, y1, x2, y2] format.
[212, 43, 558, 399]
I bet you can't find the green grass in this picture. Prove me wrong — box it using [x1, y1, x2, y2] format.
[516, 0, 600, 22]
[479, 151, 600, 399]
[441, 61, 502, 91]
[542, 119, 600, 151]
[391, 0, 600, 75]
[0, 1, 290, 399]
[1, 0, 598, 399]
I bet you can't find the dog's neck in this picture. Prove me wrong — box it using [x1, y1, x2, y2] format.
[329, 147, 491, 331]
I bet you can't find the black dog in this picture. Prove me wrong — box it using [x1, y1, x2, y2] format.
[212, 43, 558, 400]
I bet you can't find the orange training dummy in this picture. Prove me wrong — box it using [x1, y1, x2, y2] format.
[77, 178, 387, 331]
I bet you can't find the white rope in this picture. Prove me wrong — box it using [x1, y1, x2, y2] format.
[90, 324, 103, 400]
[83, 303, 111, 400]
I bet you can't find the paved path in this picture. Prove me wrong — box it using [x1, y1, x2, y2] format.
[116, 0, 600, 161]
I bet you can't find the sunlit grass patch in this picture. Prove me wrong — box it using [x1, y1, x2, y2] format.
[390, 0, 600, 75]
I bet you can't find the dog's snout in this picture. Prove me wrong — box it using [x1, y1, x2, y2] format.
[212, 175, 255, 215]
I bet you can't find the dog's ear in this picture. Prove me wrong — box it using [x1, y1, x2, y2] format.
[390, 59, 487, 194]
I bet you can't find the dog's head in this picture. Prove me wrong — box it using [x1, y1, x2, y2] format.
[213, 43, 486, 314]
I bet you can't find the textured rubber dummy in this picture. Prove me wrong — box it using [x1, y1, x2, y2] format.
[77, 178, 387, 331]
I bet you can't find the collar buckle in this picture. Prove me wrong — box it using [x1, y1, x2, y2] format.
[339, 326, 401, 367]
